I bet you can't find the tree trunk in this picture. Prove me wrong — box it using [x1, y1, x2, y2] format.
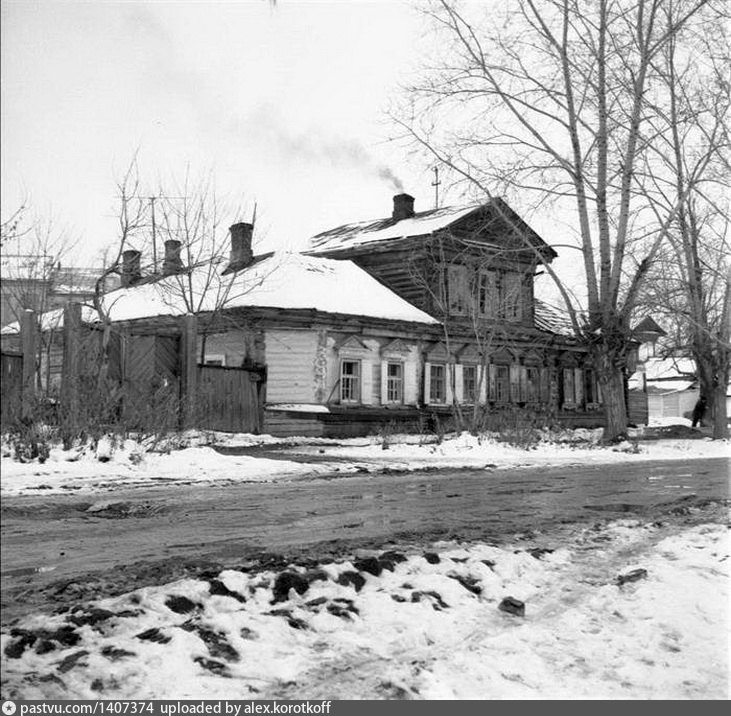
[711, 382, 728, 439]
[596, 353, 628, 441]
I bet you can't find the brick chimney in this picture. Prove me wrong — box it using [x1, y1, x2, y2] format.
[120, 249, 141, 287]
[392, 193, 415, 221]
[223, 223, 254, 274]
[162, 239, 184, 276]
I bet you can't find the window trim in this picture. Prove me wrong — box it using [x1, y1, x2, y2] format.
[494, 364, 510, 404]
[384, 360, 404, 405]
[339, 358, 362, 404]
[427, 362, 447, 405]
[461, 363, 479, 404]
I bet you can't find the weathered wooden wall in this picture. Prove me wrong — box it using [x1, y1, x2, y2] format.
[628, 389, 649, 426]
[197, 365, 263, 433]
[264, 328, 320, 403]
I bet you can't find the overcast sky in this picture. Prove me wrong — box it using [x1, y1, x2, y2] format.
[1, 0, 451, 262]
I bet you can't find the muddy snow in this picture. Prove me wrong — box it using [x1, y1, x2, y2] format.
[1, 428, 729, 699]
[2, 517, 728, 700]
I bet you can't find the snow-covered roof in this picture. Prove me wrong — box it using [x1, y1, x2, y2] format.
[308, 198, 558, 263]
[534, 300, 575, 337]
[645, 380, 696, 394]
[643, 356, 696, 381]
[308, 204, 481, 254]
[1, 253, 439, 333]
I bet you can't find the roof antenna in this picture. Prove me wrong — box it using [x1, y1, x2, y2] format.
[431, 166, 441, 209]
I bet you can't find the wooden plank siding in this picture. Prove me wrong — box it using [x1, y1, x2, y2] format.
[628, 389, 649, 426]
[264, 329, 321, 403]
[197, 365, 262, 433]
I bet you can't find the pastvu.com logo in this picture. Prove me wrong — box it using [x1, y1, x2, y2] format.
[2, 701, 17, 716]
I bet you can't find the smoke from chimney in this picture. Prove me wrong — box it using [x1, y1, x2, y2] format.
[245, 108, 405, 192]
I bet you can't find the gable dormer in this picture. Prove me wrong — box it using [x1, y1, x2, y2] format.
[307, 194, 556, 330]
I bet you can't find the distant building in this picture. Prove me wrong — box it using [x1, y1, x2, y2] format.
[629, 318, 730, 423]
[0, 255, 119, 327]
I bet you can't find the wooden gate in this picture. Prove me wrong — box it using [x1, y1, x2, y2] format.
[1, 352, 23, 427]
[123, 334, 181, 430]
[197, 365, 264, 433]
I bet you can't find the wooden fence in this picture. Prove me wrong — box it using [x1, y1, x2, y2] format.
[0, 352, 22, 428]
[197, 364, 265, 433]
[1, 303, 266, 434]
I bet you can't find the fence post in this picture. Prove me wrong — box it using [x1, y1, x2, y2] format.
[20, 308, 37, 420]
[61, 302, 82, 428]
[180, 314, 198, 428]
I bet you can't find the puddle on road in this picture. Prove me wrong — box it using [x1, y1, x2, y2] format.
[2, 565, 57, 578]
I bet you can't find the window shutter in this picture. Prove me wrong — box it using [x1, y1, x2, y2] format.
[424, 361, 432, 404]
[488, 364, 496, 401]
[360, 359, 373, 405]
[520, 365, 528, 402]
[540, 366, 550, 403]
[510, 364, 521, 402]
[478, 364, 488, 404]
[380, 361, 388, 405]
[454, 364, 464, 404]
[404, 360, 418, 405]
[574, 367, 584, 407]
[445, 364, 455, 405]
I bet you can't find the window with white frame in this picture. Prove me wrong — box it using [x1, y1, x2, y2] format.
[429, 363, 447, 403]
[495, 365, 510, 403]
[340, 359, 361, 403]
[462, 364, 478, 403]
[385, 362, 403, 404]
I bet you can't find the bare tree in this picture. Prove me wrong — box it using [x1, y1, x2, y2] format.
[391, 0, 715, 440]
[96, 162, 272, 368]
[1, 208, 77, 326]
[0, 204, 80, 392]
[635, 4, 730, 437]
[150, 170, 265, 362]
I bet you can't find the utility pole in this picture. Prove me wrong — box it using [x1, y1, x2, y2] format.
[431, 166, 441, 209]
[149, 197, 158, 273]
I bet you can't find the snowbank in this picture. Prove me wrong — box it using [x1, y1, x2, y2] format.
[2, 520, 727, 699]
[1, 430, 728, 496]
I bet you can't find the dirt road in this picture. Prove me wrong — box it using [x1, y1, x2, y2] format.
[2, 457, 728, 623]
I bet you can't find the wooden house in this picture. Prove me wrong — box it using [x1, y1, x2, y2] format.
[1, 195, 604, 436]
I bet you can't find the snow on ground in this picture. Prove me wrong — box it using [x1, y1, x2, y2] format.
[0, 442, 345, 496]
[2, 519, 728, 700]
[649, 417, 694, 428]
[1, 429, 728, 496]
